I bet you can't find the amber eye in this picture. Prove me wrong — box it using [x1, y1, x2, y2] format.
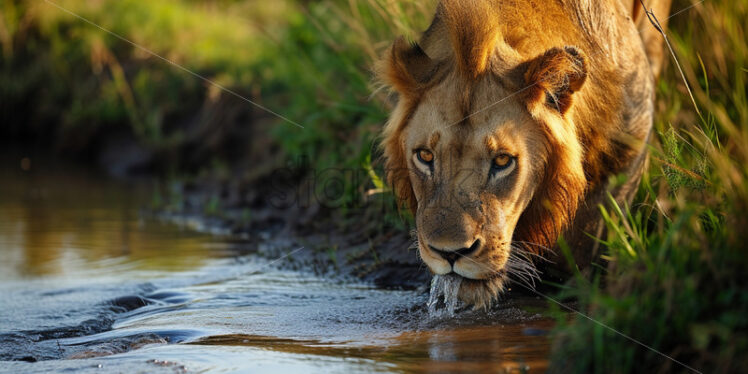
[493, 154, 510, 167]
[417, 149, 434, 164]
[491, 154, 515, 174]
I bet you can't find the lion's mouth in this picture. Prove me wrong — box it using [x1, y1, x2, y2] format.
[416, 233, 527, 308]
[455, 268, 506, 286]
[418, 237, 500, 280]
[427, 274, 510, 312]
[427, 269, 511, 311]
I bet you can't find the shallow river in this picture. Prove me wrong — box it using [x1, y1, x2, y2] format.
[0, 163, 552, 373]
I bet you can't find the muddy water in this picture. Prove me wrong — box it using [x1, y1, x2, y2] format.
[0, 163, 552, 373]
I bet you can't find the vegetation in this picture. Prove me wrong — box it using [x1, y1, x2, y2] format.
[549, 1, 748, 372]
[1, 0, 745, 372]
[1, 0, 428, 183]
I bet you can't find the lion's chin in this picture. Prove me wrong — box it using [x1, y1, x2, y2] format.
[456, 274, 508, 310]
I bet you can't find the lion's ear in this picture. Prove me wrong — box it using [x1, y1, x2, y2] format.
[377, 37, 440, 98]
[523, 46, 587, 114]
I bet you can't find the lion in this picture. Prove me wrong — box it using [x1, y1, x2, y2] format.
[377, 0, 672, 308]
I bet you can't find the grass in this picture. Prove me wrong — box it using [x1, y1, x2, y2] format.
[0, 0, 430, 220]
[0, 1, 372, 167]
[3, 0, 257, 160]
[1, 0, 746, 372]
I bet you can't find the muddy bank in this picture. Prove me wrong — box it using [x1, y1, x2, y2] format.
[149, 171, 430, 291]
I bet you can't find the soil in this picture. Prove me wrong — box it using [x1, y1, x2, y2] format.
[150, 170, 432, 291]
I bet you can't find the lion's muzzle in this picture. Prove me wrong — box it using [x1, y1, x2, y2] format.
[421, 238, 493, 279]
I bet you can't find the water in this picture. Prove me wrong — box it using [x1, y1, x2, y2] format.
[427, 274, 463, 317]
[0, 162, 552, 373]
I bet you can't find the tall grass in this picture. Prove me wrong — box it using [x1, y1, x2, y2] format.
[0, 0, 434, 206]
[549, 1, 747, 372]
[1, 0, 280, 145]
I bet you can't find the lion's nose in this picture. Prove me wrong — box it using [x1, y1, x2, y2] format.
[428, 239, 480, 266]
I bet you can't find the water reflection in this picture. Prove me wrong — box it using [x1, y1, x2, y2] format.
[394, 325, 550, 372]
[0, 163, 230, 279]
[192, 323, 551, 373]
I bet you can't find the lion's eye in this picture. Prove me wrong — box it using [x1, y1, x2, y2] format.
[490, 154, 516, 178]
[493, 154, 511, 169]
[413, 149, 434, 175]
[416, 149, 434, 164]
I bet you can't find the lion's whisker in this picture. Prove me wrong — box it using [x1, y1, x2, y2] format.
[508, 262, 541, 280]
[510, 244, 544, 268]
[510, 249, 538, 265]
[506, 262, 539, 281]
[511, 240, 555, 259]
[506, 270, 537, 289]
[505, 246, 542, 289]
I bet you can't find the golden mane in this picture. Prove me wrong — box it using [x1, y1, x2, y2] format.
[377, 0, 664, 289]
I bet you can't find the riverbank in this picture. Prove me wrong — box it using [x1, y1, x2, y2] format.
[149, 172, 429, 290]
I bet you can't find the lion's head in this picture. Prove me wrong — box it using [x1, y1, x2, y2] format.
[377, 1, 602, 308]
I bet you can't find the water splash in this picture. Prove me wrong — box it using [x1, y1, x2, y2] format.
[427, 274, 463, 318]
